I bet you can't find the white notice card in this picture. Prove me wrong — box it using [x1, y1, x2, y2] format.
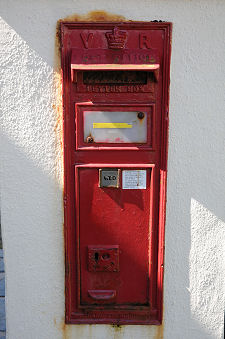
[122, 170, 146, 189]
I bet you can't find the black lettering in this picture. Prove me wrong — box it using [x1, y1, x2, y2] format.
[104, 175, 117, 181]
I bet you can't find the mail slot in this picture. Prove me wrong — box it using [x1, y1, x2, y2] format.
[61, 22, 172, 325]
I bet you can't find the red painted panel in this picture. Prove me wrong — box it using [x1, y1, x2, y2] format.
[79, 167, 151, 306]
[87, 245, 120, 273]
[61, 22, 172, 324]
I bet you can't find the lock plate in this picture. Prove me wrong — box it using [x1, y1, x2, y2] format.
[99, 169, 120, 188]
[88, 245, 119, 272]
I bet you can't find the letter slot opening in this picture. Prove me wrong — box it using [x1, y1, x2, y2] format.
[71, 63, 160, 83]
[83, 70, 150, 85]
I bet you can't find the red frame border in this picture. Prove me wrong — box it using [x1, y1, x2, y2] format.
[75, 102, 155, 151]
[61, 21, 172, 325]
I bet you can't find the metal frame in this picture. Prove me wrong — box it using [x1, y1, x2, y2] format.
[61, 21, 172, 325]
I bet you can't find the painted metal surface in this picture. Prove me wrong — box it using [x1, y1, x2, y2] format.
[78, 166, 151, 308]
[76, 102, 154, 150]
[83, 110, 147, 143]
[87, 245, 119, 273]
[61, 22, 171, 325]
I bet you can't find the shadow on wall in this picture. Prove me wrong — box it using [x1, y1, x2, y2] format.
[1, 3, 225, 339]
[1, 131, 65, 339]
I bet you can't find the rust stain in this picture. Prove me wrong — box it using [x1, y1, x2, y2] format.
[112, 324, 122, 329]
[54, 19, 64, 177]
[112, 324, 123, 332]
[86, 134, 94, 143]
[56, 11, 127, 59]
[154, 323, 164, 339]
[54, 13, 66, 339]
[110, 324, 125, 339]
[55, 24, 61, 72]
[60, 10, 126, 24]
[60, 320, 67, 339]
[54, 318, 72, 339]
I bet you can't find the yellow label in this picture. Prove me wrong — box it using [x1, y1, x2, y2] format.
[93, 123, 132, 129]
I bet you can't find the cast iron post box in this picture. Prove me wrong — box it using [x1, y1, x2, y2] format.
[61, 21, 172, 325]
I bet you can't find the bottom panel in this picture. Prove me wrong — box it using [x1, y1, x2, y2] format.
[69, 164, 160, 324]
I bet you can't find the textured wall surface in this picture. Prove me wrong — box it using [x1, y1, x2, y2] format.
[0, 1, 225, 339]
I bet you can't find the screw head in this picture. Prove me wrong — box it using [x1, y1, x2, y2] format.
[137, 112, 145, 119]
[87, 136, 94, 143]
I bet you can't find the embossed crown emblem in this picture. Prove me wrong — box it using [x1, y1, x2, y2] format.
[105, 27, 127, 49]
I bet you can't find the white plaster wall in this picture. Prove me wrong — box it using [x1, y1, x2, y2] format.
[0, 1, 225, 339]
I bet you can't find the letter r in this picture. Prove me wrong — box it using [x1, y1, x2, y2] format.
[139, 34, 151, 49]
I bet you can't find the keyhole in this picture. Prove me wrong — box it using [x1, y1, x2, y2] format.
[94, 252, 99, 262]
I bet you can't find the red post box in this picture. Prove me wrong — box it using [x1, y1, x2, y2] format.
[61, 21, 172, 325]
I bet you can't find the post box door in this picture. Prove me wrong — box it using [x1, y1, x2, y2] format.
[61, 21, 172, 325]
[78, 166, 152, 307]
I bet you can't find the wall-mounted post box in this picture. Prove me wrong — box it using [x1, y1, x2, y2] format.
[61, 21, 172, 325]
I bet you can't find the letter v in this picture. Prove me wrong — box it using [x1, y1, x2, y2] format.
[80, 33, 94, 49]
